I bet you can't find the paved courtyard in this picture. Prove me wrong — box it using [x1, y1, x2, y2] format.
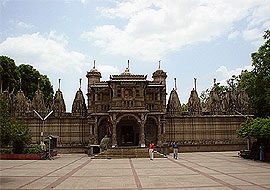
[1, 151, 270, 190]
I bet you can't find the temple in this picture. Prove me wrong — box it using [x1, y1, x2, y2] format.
[1, 61, 251, 152]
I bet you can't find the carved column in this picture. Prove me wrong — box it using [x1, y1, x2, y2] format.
[111, 114, 117, 147]
[139, 122, 145, 147]
[112, 122, 117, 147]
[88, 118, 96, 145]
[157, 115, 162, 146]
[139, 113, 146, 147]
[94, 116, 98, 144]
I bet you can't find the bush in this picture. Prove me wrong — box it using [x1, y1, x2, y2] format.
[0, 149, 12, 154]
[23, 146, 43, 154]
[0, 96, 32, 154]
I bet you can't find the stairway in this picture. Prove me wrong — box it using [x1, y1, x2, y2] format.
[92, 147, 167, 159]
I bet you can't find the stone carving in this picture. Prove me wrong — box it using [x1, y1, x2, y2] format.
[167, 89, 182, 115]
[237, 90, 250, 115]
[32, 89, 47, 114]
[72, 89, 86, 116]
[206, 89, 222, 115]
[14, 90, 29, 117]
[187, 89, 202, 115]
[222, 90, 237, 114]
[52, 89, 66, 117]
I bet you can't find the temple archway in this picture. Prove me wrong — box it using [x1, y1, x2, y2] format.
[98, 117, 109, 144]
[145, 116, 157, 145]
[116, 115, 140, 146]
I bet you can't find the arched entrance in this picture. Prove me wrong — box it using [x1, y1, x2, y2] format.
[98, 117, 109, 144]
[145, 117, 157, 145]
[116, 115, 140, 146]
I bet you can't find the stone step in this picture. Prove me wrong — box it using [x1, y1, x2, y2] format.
[92, 147, 167, 159]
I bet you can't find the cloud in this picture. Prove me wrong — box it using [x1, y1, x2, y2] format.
[228, 31, 240, 40]
[9, 20, 35, 29]
[0, 32, 87, 73]
[215, 65, 253, 85]
[82, 0, 270, 62]
[97, 65, 119, 79]
[80, 0, 87, 3]
[243, 28, 264, 46]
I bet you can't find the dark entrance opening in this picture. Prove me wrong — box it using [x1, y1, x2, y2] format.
[117, 116, 139, 146]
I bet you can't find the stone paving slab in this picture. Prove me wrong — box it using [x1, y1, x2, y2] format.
[1, 151, 270, 190]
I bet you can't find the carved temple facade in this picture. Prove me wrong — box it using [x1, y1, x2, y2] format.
[1, 62, 251, 152]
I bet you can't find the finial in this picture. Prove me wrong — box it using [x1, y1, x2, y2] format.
[79, 78, 82, 90]
[128, 60, 130, 70]
[214, 78, 216, 85]
[194, 78, 197, 91]
[174, 78, 177, 91]
[58, 79, 61, 91]
[93, 60, 96, 69]
[158, 60, 161, 69]
[38, 78, 40, 90]
[19, 78, 22, 90]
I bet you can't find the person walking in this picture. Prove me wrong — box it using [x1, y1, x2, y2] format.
[172, 141, 178, 159]
[148, 141, 155, 160]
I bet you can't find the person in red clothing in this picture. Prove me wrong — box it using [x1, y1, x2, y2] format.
[148, 141, 154, 160]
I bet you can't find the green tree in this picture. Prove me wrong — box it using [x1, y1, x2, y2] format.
[0, 96, 32, 153]
[0, 56, 54, 106]
[236, 117, 270, 139]
[240, 30, 270, 117]
[17, 64, 53, 106]
[0, 56, 20, 91]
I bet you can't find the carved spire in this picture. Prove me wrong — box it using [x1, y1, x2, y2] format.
[14, 88, 28, 117]
[167, 88, 182, 115]
[72, 88, 86, 116]
[187, 87, 202, 115]
[94, 60, 96, 69]
[52, 88, 66, 117]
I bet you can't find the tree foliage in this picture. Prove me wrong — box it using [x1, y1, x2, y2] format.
[0, 56, 54, 106]
[236, 117, 270, 139]
[240, 30, 270, 118]
[0, 96, 32, 153]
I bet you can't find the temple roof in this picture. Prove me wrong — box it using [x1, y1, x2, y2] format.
[167, 89, 182, 115]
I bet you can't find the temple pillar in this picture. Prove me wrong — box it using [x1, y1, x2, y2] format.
[157, 116, 162, 146]
[112, 122, 117, 147]
[94, 117, 98, 144]
[139, 122, 145, 147]
[139, 113, 147, 147]
[111, 114, 117, 147]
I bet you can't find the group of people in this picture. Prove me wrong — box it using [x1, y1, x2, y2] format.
[148, 141, 179, 160]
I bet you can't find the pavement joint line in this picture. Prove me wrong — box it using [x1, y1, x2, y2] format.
[196, 153, 270, 169]
[167, 156, 242, 190]
[129, 159, 142, 190]
[0, 160, 38, 171]
[16, 155, 87, 189]
[42, 158, 91, 190]
[181, 156, 270, 190]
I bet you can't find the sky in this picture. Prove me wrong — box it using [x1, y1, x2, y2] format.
[0, 0, 269, 112]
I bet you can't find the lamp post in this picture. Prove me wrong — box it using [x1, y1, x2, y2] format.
[33, 110, 53, 140]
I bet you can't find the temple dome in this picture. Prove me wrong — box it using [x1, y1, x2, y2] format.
[120, 67, 133, 76]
